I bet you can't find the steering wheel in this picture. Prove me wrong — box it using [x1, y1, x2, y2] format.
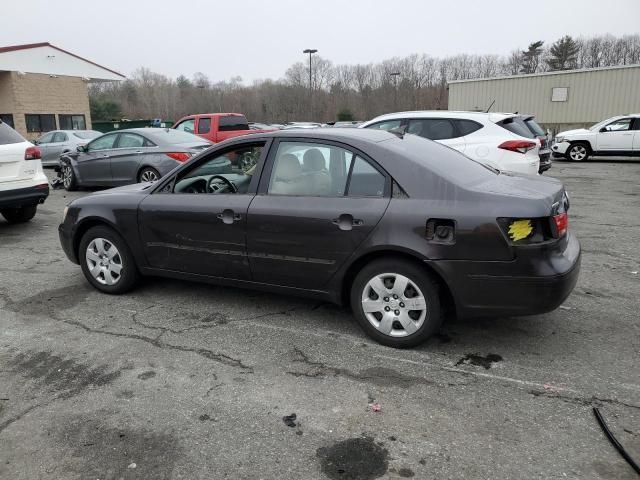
[207, 175, 237, 194]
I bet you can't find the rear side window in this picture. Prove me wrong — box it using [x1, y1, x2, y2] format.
[455, 119, 483, 136]
[219, 115, 249, 132]
[0, 121, 25, 145]
[348, 156, 386, 197]
[407, 119, 456, 140]
[496, 117, 535, 138]
[198, 117, 211, 134]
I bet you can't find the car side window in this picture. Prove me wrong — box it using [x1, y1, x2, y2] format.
[366, 120, 402, 131]
[87, 134, 117, 151]
[38, 132, 55, 144]
[198, 118, 211, 134]
[52, 132, 68, 143]
[407, 119, 456, 140]
[347, 156, 386, 197]
[455, 119, 483, 136]
[117, 133, 146, 148]
[603, 118, 632, 132]
[267, 142, 352, 197]
[175, 119, 195, 134]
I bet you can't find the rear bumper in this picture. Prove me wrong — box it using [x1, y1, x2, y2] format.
[0, 183, 49, 209]
[433, 232, 581, 318]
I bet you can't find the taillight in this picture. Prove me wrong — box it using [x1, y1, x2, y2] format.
[166, 152, 191, 162]
[553, 212, 568, 238]
[25, 146, 41, 160]
[498, 140, 537, 154]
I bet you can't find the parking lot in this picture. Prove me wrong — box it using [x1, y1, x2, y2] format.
[0, 160, 638, 479]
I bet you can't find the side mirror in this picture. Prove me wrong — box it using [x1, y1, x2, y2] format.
[600, 127, 608, 133]
[77, 145, 86, 152]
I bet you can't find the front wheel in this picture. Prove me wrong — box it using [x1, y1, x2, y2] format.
[350, 258, 442, 348]
[566, 143, 589, 162]
[1, 205, 37, 224]
[62, 163, 77, 191]
[78, 226, 140, 294]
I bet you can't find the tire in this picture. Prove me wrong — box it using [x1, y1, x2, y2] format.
[1, 205, 37, 224]
[62, 163, 78, 191]
[78, 225, 140, 294]
[138, 167, 160, 183]
[566, 143, 590, 162]
[350, 258, 442, 348]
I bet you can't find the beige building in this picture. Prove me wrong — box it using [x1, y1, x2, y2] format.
[0, 42, 124, 140]
[448, 64, 640, 133]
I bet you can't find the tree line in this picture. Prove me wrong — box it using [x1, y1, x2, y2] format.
[90, 33, 640, 124]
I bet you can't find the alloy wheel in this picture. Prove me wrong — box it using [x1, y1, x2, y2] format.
[361, 273, 427, 337]
[85, 238, 123, 286]
[569, 145, 587, 161]
[62, 165, 73, 188]
[140, 169, 159, 182]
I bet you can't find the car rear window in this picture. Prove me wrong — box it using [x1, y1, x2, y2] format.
[523, 118, 545, 136]
[219, 115, 249, 132]
[496, 117, 535, 138]
[0, 121, 26, 145]
[147, 129, 207, 145]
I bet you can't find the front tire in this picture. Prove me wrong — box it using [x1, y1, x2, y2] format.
[350, 258, 442, 348]
[138, 167, 160, 183]
[62, 163, 78, 191]
[78, 226, 140, 294]
[1, 205, 37, 224]
[566, 143, 589, 162]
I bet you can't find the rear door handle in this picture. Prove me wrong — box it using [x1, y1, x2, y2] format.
[216, 209, 242, 225]
[332, 214, 364, 231]
[134, 150, 143, 154]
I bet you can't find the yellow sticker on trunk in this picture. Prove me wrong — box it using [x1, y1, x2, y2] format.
[508, 219, 533, 241]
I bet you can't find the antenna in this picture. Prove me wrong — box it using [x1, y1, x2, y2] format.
[485, 100, 496, 113]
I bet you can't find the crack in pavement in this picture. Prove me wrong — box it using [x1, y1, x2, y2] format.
[528, 389, 640, 410]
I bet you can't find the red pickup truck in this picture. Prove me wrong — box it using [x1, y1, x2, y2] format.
[172, 113, 273, 143]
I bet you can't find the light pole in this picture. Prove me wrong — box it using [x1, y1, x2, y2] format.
[303, 48, 317, 119]
[390, 72, 400, 110]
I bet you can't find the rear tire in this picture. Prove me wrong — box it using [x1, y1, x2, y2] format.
[62, 163, 78, 191]
[138, 167, 160, 183]
[1, 205, 37, 224]
[350, 258, 442, 348]
[566, 143, 590, 162]
[78, 225, 140, 294]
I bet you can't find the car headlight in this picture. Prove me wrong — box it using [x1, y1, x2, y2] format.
[555, 136, 565, 143]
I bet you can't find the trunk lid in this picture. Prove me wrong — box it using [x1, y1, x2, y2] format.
[0, 141, 36, 183]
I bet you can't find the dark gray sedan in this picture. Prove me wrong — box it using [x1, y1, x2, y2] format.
[58, 128, 211, 190]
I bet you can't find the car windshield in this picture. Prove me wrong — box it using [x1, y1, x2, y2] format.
[73, 131, 102, 139]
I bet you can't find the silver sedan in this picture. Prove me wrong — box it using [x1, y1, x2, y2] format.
[34, 130, 102, 166]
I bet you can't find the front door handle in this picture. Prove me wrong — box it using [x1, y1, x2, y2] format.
[216, 209, 242, 225]
[332, 213, 364, 231]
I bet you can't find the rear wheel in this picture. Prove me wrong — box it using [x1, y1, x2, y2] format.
[1, 205, 37, 224]
[566, 143, 589, 162]
[138, 167, 160, 183]
[350, 258, 442, 348]
[62, 163, 77, 191]
[79, 226, 140, 294]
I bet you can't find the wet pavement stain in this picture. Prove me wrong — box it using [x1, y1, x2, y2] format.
[137, 370, 156, 380]
[398, 467, 415, 477]
[317, 436, 388, 480]
[1, 285, 90, 317]
[455, 353, 503, 369]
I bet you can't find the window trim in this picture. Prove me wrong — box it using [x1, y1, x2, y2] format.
[258, 137, 391, 198]
[58, 114, 86, 131]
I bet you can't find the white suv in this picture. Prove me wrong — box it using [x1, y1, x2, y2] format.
[0, 120, 49, 223]
[360, 111, 541, 175]
[552, 114, 640, 161]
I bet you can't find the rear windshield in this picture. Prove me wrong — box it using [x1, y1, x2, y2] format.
[219, 115, 249, 131]
[146, 129, 211, 145]
[73, 131, 102, 139]
[0, 121, 26, 145]
[496, 117, 535, 138]
[523, 118, 545, 137]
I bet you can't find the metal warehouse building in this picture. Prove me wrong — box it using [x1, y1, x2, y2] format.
[448, 64, 640, 133]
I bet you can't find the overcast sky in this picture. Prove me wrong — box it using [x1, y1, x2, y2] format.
[2, 0, 639, 82]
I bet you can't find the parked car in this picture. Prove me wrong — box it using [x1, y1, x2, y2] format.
[519, 115, 552, 173]
[59, 128, 580, 348]
[327, 121, 363, 128]
[282, 122, 322, 130]
[249, 122, 280, 131]
[0, 120, 49, 223]
[360, 111, 541, 175]
[34, 130, 102, 167]
[552, 114, 640, 161]
[173, 113, 272, 143]
[58, 128, 211, 191]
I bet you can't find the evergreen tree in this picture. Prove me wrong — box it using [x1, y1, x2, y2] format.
[546, 36, 580, 71]
[520, 41, 544, 74]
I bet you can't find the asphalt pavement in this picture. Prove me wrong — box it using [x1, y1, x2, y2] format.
[0, 160, 638, 479]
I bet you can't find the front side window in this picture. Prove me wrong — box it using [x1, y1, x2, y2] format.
[25, 114, 56, 133]
[197, 118, 211, 134]
[52, 132, 68, 143]
[87, 134, 117, 151]
[366, 119, 402, 131]
[175, 119, 195, 133]
[37, 132, 55, 144]
[603, 118, 632, 132]
[407, 119, 457, 140]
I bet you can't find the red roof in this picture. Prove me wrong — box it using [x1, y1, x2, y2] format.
[0, 42, 125, 78]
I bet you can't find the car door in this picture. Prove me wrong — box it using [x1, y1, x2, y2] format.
[246, 139, 391, 290]
[76, 133, 118, 185]
[110, 132, 153, 184]
[596, 117, 635, 151]
[406, 118, 465, 152]
[35, 132, 55, 162]
[137, 140, 269, 279]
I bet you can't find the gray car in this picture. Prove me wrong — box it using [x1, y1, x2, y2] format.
[58, 128, 212, 191]
[35, 130, 103, 166]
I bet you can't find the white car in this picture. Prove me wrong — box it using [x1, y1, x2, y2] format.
[0, 120, 49, 223]
[360, 111, 541, 175]
[552, 114, 640, 161]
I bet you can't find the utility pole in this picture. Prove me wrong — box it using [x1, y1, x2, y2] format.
[303, 49, 318, 120]
[390, 72, 400, 111]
